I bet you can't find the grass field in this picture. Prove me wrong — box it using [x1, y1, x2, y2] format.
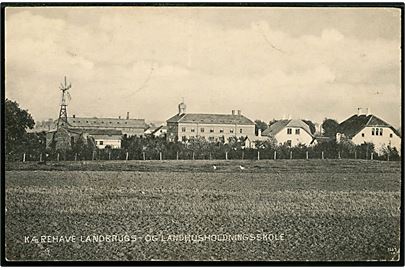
[4, 159, 402, 262]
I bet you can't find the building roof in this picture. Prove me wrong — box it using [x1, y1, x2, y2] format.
[262, 119, 313, 137]
[80, 129, 123, 136]
[151, 125, 167, 136]
[166, 113, 254, 125]
[339, 114, 400, 138]
[67, 117, 146, 129]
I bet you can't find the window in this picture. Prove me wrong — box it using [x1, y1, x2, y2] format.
[240, 129, 243, 133]
[220, 129, 224, 133]
[286, 140, 292, 147]
[379, 128, 383, 136]
[86, 121, 89, 123]
[182, 136, 187, 142]
[287, 128, 292, 134]
[201, 128, 205, 133]
[230, 129, 234, 133]
[295, 129, 300, 135]
[182, 127, 186, 132]
[390, 133, 393, 138]
[72, 121, 76, 123]
[209, 136, 215, 141]
[210, 128, 214, 133]
[99, 141, 104, 145]
[191, 128, 195, 133]
[361, 133, 365, 137]
[371, 128, 375, 136]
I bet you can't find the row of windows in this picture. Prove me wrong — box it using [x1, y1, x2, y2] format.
[287, 128, 300, 135]
[181, 135, 222, 141]
[181, 127, 243, 133]
[371, 128, 383, 136]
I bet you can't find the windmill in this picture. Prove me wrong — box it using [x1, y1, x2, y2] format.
[56, 76, 72, 129]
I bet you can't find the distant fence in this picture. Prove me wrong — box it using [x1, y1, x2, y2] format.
[14, 148, 400, 162]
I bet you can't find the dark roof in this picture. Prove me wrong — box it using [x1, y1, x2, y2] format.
[339, 114, 400, 138]
[67, 117, 146, 129]
[46, 127, 122, 137]
[151, 125, 167, 135]
[262, 119, 313, 137]
[76, 128, 122, 136]
[166, 113, 254, 125]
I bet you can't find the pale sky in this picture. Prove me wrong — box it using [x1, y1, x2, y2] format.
[5, 7, 402, 127]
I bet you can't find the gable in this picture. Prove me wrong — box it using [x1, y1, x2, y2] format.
[339, 114, 400, 138]
[262, 119, 313, 137]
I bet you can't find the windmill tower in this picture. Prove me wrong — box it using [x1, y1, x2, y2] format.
[56, 76, 72, 129]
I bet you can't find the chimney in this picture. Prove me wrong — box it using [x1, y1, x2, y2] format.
[119, 116, 121, 119]
[72, 114, 76, 118]
[232, 110, 235, 115]
[126, 112, 130, 120]
[237, 110, 241, 116]
[357, 107, 368, 116]
[258, 129, 262, 137]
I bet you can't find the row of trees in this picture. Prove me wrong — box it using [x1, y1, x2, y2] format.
[15, 133, 400, 162]
[5, 98, 401, 162]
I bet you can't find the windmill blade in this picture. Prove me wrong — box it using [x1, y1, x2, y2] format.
[66, 91, 72, 101]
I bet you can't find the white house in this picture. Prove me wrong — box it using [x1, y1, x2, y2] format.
[83, 129, 122, 149]
[337, 110, 401, 154]
[262, 119, 315, 147]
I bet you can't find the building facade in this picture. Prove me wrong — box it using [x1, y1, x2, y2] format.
[67, 112, 146, 137]
[337, 110, 401, 154]
[166, 102, 255, 143]
[262, 119, 315, 147]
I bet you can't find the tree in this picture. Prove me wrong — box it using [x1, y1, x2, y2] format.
[322, 118, 340, 138]
[254, 120, 268, 135]
[303, 120, 316, 135]
[269, 119, 279, 127]
[5, 99, 35, 158]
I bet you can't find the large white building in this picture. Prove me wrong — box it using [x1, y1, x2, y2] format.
[262, 119, 316, 147]
[166, 101, 255, 143]
[337, 110, 401, 154]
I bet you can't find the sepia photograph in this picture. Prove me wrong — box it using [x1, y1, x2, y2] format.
[1, 3, 403, 265]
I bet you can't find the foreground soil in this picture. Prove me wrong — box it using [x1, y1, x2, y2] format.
[4, 160, 402, 262]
